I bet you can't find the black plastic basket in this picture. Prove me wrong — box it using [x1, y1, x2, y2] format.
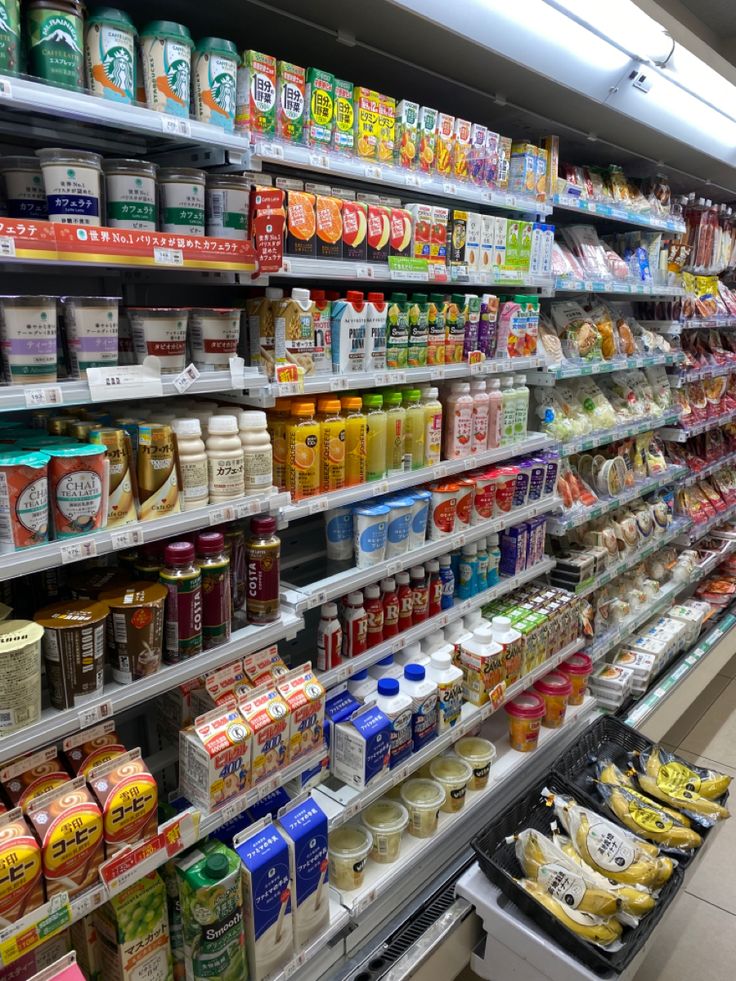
[471, 774, 684, 975]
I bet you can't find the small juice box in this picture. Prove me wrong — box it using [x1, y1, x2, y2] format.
[418, 106, 437, 173]
[360, 194, 391, 263]
[307, 182, 343, 260]
[493, 216, 507, 270]
[396, 99, 419, 169]
[390, 206, 413, 257]
[449, 209, 468, 276]
[63, 720, 125, 776]
[306, 67, 335, 146]
[354, 87, 381, 158]
[281, 180, 316, 258]
[333, 78, 355, 152]
[239, 684, 291, 785]
[94, 872, 173, 981]
[342, 198, 368, 261]
[452, 118, 472, 181]
[88, 749, 158, 853]
[0, 808, 44, 924]
[435, 112, 455, 176]
[509, 142, 538, 196]
[277, 61, 306, 143]
[407, 201, 432, 260]
[378, 93, 396, 162]
[469, 123, 488, 185]
[480, 214, 495, 275]
[431, 205, 449, 266]
[518, 221, 533, 275]
[237, 51, 277, 137]
[179, 706, 252, 812]
[277, 663, 326, 763]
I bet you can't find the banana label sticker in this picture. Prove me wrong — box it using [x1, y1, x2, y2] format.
[657, 762, 702, 802]
[627, 800, 674, 834]
[586, 823, 635, 872]
[538, 863, 586, 908]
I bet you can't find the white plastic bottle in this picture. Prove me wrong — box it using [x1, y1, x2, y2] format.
[463, 609, 486, 634]
[460, 623, 504, 706]
[347, 668, 376, 702]
[366, 678, 414, 768]
[206, 415, 245, 502]
[343, 591, 368, 658]
[238, 410, 273, 493]
[395, 641, 430, 669]
[420, 630, 447, 659]
[487, 533, 501, 586]
[443, 382, 474, 460]
[470, 379, 490, 455]
[512, 374, 530, 441]
[368, 654, 403, 682]
[491, 614, 525, 684]
[400, 664, 439, 751]
[500, 376, 515, 446]
[444, 620, 472, 665]
[317, 602, 342, 672]
[487, 377, 504, 449]
[426, 645, 464, 732]
[420, 386, 443, 467]
[172, 418, 208, 510]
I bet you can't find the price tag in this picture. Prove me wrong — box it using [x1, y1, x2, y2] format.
[308, 498, 328, 515]
[405, 173, 420, 187]
[235, 498, 262, 519]
[220, 795, 246, 824]
[373, 481, 390, 496]
[392, 371, 406, 385]
[434, 464, 448, 479]
[364, 165, 382, 180]
[390, 636, 404, 654]
[73, 885, 106, 920]
[161, 116, 192, 138]
[87, 362, 163, 401]
[282, 258, 292, 273]
[78, 700, 113, 730]
[357, 888, 377, 912]
[153, 246, 184, 266]
[24, 386, 62, 408]
[60, 539, 97, 564]
[0, 235, 16, 258]
[277, 381, 303, 396]
[355, 265, 374, 279]
[0, 78, 12, 100]
[260, 142, 285, 159]
[330, 376, 349, 391]
[229, 355, 246, 389]
[336, 665, 351, 683]
[463, 457, 475, 469]
[385, 560, 402, 577]
[442, 182, 458, 196]
[434, 364, 446, 380]
[284, 952, 307, 979]
[210, 505, 236, 525]
[173, 362, 200, 394]
[309, 153, 328, 169]
[110, 528, 144, 550]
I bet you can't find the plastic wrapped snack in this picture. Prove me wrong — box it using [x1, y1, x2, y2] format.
[644, 365, 673, 413]
[561, 225, 612, 281]
[586, 302, 619, 360]
[551, 301, 602, 361]
[538, 313, 564, 366]
[534, 386, 590, 440]
[573, 378, 617, 430]
[633, 746, 731, 827]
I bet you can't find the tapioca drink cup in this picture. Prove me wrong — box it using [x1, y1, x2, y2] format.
[429, 755, 472, 813]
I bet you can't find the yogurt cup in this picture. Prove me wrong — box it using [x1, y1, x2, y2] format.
[0, 295, 57, 384]
[454, 737, 496, 790]
[491, 466, 519, 514]
[513, 460, 532, 507]
[192, 37, 239, 132]
[189, 308, 241, 371]
[527, 457, 546, 502]
[472, 472, 495, 524]
[353, 503, 390, 568]
[383, 495, 414, 557]
[505, 691, 545, 752]
[455, 477, 475, 529]
[0, 620, 43, 734]
[128, 307, 188, 372]
[324, 505, 353, 561]
[61, 296, 119, 377]
[400, 778, 446, 837]
[139, 20, 194, 118]
[429, 482, 458, 540]
[558, 652, 593, 706]
[328, 825, 373, 891]
[429, 755, 472, 813]
[36, 148, 103, 226]
[407, 489, 431, 548]
[361, 799, 409, 864]
[533, 670, 573, 728]
[158, 167, 206, 235]
[206, 175, 250, 239]
[103, 159, 158, 231]
[84, 6, 137, 103]
[0, 157, 47, 220]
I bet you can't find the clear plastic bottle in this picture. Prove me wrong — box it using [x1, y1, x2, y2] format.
[396, 571, 413, 632]
[384, 390, 406, 476]
[500, 376, 515, 446]
[487, 378, 504, 449]
[457, 543, 478, 599]
[470, 379, 490, 455]
[161, 541, 203, 662]
[400, 665, 438, 751]
[206, 415, 245, 502]
[403, 388, 425, 471]
[363, 393, 388, 482]
[238, 410, 273, 494]
[438, 554, 455, 609]
[443, 382, 474, 459]
[196, 531, 231, 649]
[512, 374, 530, 441]
[340, 395, 367, 487]
[286, 400, 320, 499]
[476, 537, 489, 592]
[267, 397, 292, 492]
[172, 417, 208, 511]
[420, 386, 443, 467]
[410, 565, 429, 624]
[316, 397, 346, 492]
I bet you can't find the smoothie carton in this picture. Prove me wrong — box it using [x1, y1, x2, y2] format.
[0, 807, 43, 924]
[378, 93, 396, 162]
[178, 705, 252, 813]
[235, 817, 293, 981]
[238, 684, 291, 785]
[63, 720, 125, 777]
[277, 61, 306, 143]
[305, 67, 335, 146]
[282, 179, 316, 258]
[418, 106, 438, 173]
[277, 797, 329, 948]
[276, 663, 326, 764]
[1, 747, 70, 811]
[88, 749, 158, 853]
[331, 703, 392, 789]
[342, 198, 368, 261]
[505, 218, 520, 273]
[452, 118, 472, 181]
[396, 99, 419, 169]
[518, 221, 533, 275]
[177, 841, 246, 981]
[306, 182, 343, 260]
[435, 113, 455, 176]
[469, 123, 488, 185]
[354, 87, 381, 159]
[236, 50, 277, 136]
[333, 78, 355, 152]
[94, 871, 173, 981]
[390, 206, 413, 258]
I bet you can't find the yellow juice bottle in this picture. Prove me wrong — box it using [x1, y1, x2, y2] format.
[403, 388, 425, 471]
[420, 385, 443, 466]
[341, 395, 367, 487]
[363, 393, 387, 482]
[268, 397, 292, 492]
[317, 397, 346, 492]
[384, 390, 406, 475]
[286, 400, 320, 500]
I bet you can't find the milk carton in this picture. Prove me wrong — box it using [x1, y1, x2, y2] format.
[239, 683, 291, 785]
[277, 663, 326, 764]
[277, 797, 330, 947]
[179, 705, 252, 812]
[331, 703, 392, 789]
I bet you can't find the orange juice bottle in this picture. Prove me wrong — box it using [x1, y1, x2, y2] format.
[340, 395, 367, 487]
[268, 398, 292, 492]
[317, 397, 346, 492]
[286, 401, 320, 500]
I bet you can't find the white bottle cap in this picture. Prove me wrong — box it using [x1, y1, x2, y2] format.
[451, 382, 471, 394]
[430, 650, 452, 671]
[172, 417, 202, 437]
[422, 387, 439, 398]
[265, 287, 283, 299]
[514, 374, 527, 385]
[462, 543, 477, 556]
[489, 378, 501, 390]
[321, 602, 338, 617]
[238, 410, 268, 429]
[380, 578, 396, 591]
[396, 571, 410, 585]
[365, 584, 381, 599]
[439, 554, 452, 567]
[208, 415, 238, 434]
[403, 642, 423, 660]
[423, 630, 446, 652]
[473, 623, 496, 643]
[464, 610, 484, 630]
[410, 566, 425, 578]
[487, 533, 499, 545]
[348, 591, 364, 605]
[425, 559, 439, 573]
[292, 287, 311, 303]
[501, 377, 513, 388]
[470, 379, 487, 391]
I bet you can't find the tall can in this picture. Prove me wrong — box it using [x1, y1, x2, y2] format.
[160, 542, 202, 662]
[196, 532, 231, 650]
[89, 426, 137, 528]
[137, 424, 180, 521]
[245, 516, 280, 624]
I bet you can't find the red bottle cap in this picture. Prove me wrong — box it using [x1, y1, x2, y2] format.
[164, 541, 195, 566]
[196, 532, 225, 555]
[251, 515, 277, 536]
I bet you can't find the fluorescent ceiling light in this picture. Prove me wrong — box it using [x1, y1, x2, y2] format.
[544, 0, 672, 62]
[663, 45, 736, 124]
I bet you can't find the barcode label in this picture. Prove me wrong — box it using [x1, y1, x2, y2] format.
[209, 191, 224, 218]
[0, 237, 15, 258]
[173, 363, 200, 394]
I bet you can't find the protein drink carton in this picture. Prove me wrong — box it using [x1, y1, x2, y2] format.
[63, 721, 125, 777]
[435, 113, 455, 176]
[354, 87, 380, 159]
[94, 871, 172, 981]
[242, 645, 289, 687]
[331, 703, 392, 789]
[452, 118, 472, 181]
[238, 684, 291, 785]
[333, 78, 355, 152]
[0, 746, 70, 811]
[305, 68, 335, 146]
[235, 817, 294, 981]
[277, 796, 329, 948]
[236, 51, 277, 136]
[277, 61, 306, 143]
[276, 663, 326, 763]
[88, 749, 158, 853]
[0, 807, 44, 924]
[179, 705, 252, 813]
[418, 106, 438, 173]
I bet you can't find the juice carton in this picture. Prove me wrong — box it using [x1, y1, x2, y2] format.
[305, 67, 335, 146]
[390, 206, 413, 257]
[0, 747, 70, 811]
[235, 817, 293, 981]
[333, 78, 355, 152]
[0, 808, 43, 924]
[509, 142, 538, 197]
[359, 194, 391, 263]
[435, 113, 455, 176]
[431, 206, 449, 267]
[484, 129, 501, 187]
[449, 210, 467, 277]
[311, 290, 333, 374]
[331, 703, 392, 789]
[518, 221, 533, 275]
[276, 61, 306, 143]
[242, 645, 289, 687]
[331, 291, 367, 373]
[28, 777, 104, 899]
[178, 705, 252, 812]
[493, 216, 507, 271]
[88, 749, 158, 853]
[418, 106, 438, 173]
[63, 720, 125, 776]
[238, 684, 291, 785]
[278, 797, 330, 948]
[342, 197, 368, 261]
[541, 135, 559, 202]
[276, 663, 326, 763]
[159, 859, 184, 978]
[273, 290, 314, 377]
[306, 182, 343, 260]
[236, 51, 277, 137]
[177, 841, 246, 981]
[505, 218, 520, 273]
[497, 136, 512, 189]
[378, 93, 396, 162]
[535, 145, 548, 202]
[469, 123, 488, 185]
[354, 87, 381, 158]
[480, 214, 495, 276]
[70, 916, 101, 981]
[407, 201, 432, 260]
[191, 657, 248, 716]
[452, 118, 472, 181]
[396, 99, 419, 169]
[94, 872, 173, 981]
[466, 212, 482, 275]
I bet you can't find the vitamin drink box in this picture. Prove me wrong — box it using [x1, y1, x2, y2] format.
[277, 796, 330, 947]
[354, 87, 380, 158]
[0, 746, 70, 810]
[418, 106, 438, 173]
[238, 684, 291, 785]
[276, 663, 326, 763]
[0, 807, 44, 924]
[62, 720, 125, 777]
[331, 703, 392, 789]
[306, 67, 335, 146]
[88, 748, 158, 853]
[235, 817, 294, 981]
[94, 871, 173, 981]
[178, 705, 252, 813]
[396, 99, 419, 169]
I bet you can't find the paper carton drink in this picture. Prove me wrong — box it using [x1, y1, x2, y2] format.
[493, 216, 507, 270]
[277, 663, 326, 763]
[396, 100, 419, 169]
[0, 808, 43, 924]
[71, 915, 101, 981]
[408, 202, 432, 260]
[94, 872, 173, 981]
[431, 206, 449, 270]
[365, 199, 391, 263]
[509, 142, 538, 196]
[242, 644, 289, 687]
[418, 106, 437, 173]
[484, 130, 500, 186]
[452, 118, 472, 181]
[497, 136, 512, 189]
[390, 207, 413, 257]
[331, 291, 367, 373]
[342, 198, 368, 261]
[236, 51, 277, 136]
[0, 747, 70, 811]
[239, 684, 291, 785]
[278, 798, 329, 948]
[306, 67, 335, 146]
[277, 61, 306, 143]
[332, 704, 392, 789]
[378, 94, 396, 162]
[518, 221, 533, 275]
[63, 721, 125, 777]
[435, 113, 455, 176]
[179, 706, 252, 812]
[308, 183, 343, 260]
[283, 181, 316, 258]
[333, 78, 355, 152]
[89, 749, 158, 853]
[354, 87, 380, 159]
[469, 123, 488, 185]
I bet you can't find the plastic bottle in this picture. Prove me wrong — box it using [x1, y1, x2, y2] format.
[463, 609, 485, 634]
[500, 377, 515, 446]
[487, 378, 504, 450]
[368, 655, 403, 681]
[363, 393, 387, 482]
[206, 415, 245, 502]
[443, 382, 474, 460]
[317, 602, 342, 671]
[444, 620, 472, 663]
[401, 665, 439, 751]
[160, 541, 202, 663]
[421, 630, 447, 659]
[408, 293, 429, 367]
[427, 293, 447, 366]
[364, 583, 385, 648]
[384, 391, 406, 476]
[396, 641, 429, 668]
[366, 678, 413, 768]
[396, 571, 413, 632]
[426, 646, 464, 732]
[238, 410, 273, 494]
[365, 292, 387, 371]
[172, 418, 208, 511]
[386, 292, 409, 369]
[487, 532, 501, 586]
[381, 577, 399, 638]
[317, 397, 346, 492]
[403, 388, 425, 471]
[286, 400, 320, 500]
[196, 531, 231, 650]
[445, 294, 467, 364]
[457, 543, 478, 599]
[438, 554, 455, 609]
[343, 591, 368, 658]
[347, 668, 376, 702]
[267, 398, 291, 492]
[245, 516, 280, 624]
[476, 537, 489, 592]
[426, 559, 442, 617]
[461, 623, 505, 706]
[340, 395, 367, 487]
[420, 386, 443, 467]
[410, 565, 429, 624]
[470, 379, 490, 455]
[512, 374, 530, 441]
[331, 290, 366, 373]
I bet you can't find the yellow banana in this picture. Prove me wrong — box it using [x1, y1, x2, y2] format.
[572, 812, 660, 887]
[556, 837, 656, 917]
[599, 763, 692, 827]
[518, 831, 619, 917]
[638, 771, 730, 823]
[519, 879, 623, 947]
[652, 856, 674, 889]
[644, 749, 731, 802]
[606, 787, 702, 850]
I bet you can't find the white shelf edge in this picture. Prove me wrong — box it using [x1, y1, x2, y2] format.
[552, 195, 686, 234]
[557, 411, 682, 456]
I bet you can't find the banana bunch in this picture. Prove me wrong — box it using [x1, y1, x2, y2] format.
[555, 835, 657, 919]
[518, 879, 623, 948]
[600, 782, 702, 852]
[634, 748, 731, 826]
[644, 747, 731, 800]
[598, 760, 692, 828]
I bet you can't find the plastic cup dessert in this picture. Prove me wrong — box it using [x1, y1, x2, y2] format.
[189, 308, 241, 370]
[128, 307, 188, 372]
[206, 175, 250, 239]
[400, 778, 446, 838]
[533, 670, 573, 729]
[0, 295, 58, 384]
[429, 755, 473, 813]
[328, 825, 373, 891]
[139, 21, 194, 118]
[505, 691, 546, 752]
[454, 737, 497, 790]
[361, 799, 409, 864]
[557, 652, 593, 706]
[61, 296, 119, 377]
[36, 148, 103, 226]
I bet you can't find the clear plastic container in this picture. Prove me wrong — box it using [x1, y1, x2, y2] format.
[533, 671, 573, 729]
[400, 778, 445, 838]
[557, 652, 593, 706]
[361, 799, 409, 864]
[328, 825, 373, 891]
[429, 755, 472, 813]
[454, 737, 497, 790]
[504, 691, 545, 752]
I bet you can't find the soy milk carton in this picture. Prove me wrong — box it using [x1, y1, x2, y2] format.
[276, 663, 326, 763]
[179, 705, 252, 812]
[239, 683, 291, 785]
[277, 797, 330, 947]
